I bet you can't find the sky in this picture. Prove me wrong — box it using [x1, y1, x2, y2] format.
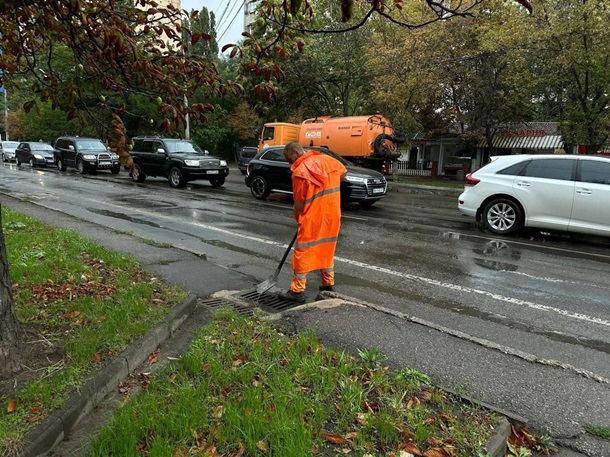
[181, 0, 245, 51]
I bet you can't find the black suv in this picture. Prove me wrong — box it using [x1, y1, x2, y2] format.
[129, 137, 229, 188]
[54, 137, 120, 174]
[245, 146, 387, 206]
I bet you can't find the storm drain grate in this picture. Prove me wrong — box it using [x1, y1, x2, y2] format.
[234, 289, 300, 314]
[198, 297, 254, 315]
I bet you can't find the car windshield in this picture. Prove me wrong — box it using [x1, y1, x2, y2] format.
[32, 143, 54, 151]
[165, 141, 206, 154]
[76, 140, 106, 150]
[3, 142, 19, 148]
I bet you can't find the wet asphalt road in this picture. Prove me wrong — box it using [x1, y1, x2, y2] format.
[1, 162, 609, 454]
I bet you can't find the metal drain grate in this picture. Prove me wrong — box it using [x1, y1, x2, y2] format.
[234, 289, 300, 313]
[198, 297, 254, 315]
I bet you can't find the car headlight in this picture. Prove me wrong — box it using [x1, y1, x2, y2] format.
[111, 154, 119, 160]
[82, 154, 96, 160]
[345, 175, 366, 183]
[34, 154, 44, 159]
[220, 160, 227, 166]
[184, 159, 200, 166]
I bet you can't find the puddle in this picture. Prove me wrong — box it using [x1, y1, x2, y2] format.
[90, 209, 163, 228]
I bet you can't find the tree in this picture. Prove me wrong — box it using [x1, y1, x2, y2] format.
[525, 0, 610, 151]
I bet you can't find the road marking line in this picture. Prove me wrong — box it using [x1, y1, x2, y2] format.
[333, 255, 610, 328]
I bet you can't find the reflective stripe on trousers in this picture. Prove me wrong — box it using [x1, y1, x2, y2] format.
[290, 270, 334, 293]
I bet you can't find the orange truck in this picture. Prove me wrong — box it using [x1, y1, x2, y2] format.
[258, 114, 404, 172]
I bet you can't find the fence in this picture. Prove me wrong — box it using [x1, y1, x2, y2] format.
[391, 161, 432, 177]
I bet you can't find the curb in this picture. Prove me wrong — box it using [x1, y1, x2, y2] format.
[387, 181, 463, 196]
[18, 294, 199, 457]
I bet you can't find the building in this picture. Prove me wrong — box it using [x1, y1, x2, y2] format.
[397, 122, 567, 178]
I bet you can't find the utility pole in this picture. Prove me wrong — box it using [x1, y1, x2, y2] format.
[3, 88, 7, 141]
[184, 93, 190, 140]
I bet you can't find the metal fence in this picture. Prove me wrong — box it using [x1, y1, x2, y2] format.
[391, 161, 432, 176]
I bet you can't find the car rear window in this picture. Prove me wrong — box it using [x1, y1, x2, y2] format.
[497, 160, 530, 176]
[240, 148, 257, 158]
[261, 149, 287, 162]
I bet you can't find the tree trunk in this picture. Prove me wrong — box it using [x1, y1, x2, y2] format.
[0, 204, 23, 376]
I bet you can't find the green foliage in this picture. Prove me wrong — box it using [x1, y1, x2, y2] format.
[584, 424, 610, 440]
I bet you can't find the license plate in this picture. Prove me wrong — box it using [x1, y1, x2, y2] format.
[372, 188, 384, 194]
[99, 161, 111, 166]
[207, 170, 219, 174]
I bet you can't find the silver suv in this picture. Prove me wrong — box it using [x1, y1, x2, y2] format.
[1, 141, 19, 162]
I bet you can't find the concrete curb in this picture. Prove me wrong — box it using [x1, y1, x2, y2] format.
[18, 294, 198, 457]
[387, 181, 463, 196]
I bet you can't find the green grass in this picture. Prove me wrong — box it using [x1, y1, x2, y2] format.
[585, 424, 610, 440]
[88, 309, 498, 457]
[0, 207, 187, 455]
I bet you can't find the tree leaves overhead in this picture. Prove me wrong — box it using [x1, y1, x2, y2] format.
[0, 0, 236, 160]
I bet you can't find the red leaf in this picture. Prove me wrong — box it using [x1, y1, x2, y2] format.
[221, 43, 234, 53]
[323, 433, 346, 444]
[7, 400, 16, 413]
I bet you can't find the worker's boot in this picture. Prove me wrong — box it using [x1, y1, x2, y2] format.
[280, 290, 306, 304]
[319, 285, 335, 292]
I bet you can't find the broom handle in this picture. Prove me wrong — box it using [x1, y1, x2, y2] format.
[277, 231, 298, 272]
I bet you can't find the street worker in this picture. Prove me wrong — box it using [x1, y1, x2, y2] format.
[281, 142, 347, 303]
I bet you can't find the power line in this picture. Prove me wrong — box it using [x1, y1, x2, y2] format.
[218, 0, 244, 43]
[215, 0, 233, 28]
[216, 0, 240, 32]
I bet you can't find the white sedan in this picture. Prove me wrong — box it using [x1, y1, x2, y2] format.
[458, 154, 610, 237]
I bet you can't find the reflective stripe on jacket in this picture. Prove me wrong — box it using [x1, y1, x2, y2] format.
[290, 150, 347, 274]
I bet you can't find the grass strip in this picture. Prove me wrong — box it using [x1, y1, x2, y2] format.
[89, 309, 498, 457]
[0, 207, 186, 455]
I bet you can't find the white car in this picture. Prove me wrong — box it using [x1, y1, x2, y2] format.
[1, 141, 19, 162]
[458, 154, 610, 237]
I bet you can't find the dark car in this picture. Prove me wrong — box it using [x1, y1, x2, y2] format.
[54, 136, 120, 174]
[245, 146, 387, 206]
[130, 137, 229, 188]
[15, 142, 57, 168]
[238, 146, 258, 175]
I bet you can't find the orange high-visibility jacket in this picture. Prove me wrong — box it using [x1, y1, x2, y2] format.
[290, 150, 347, 274]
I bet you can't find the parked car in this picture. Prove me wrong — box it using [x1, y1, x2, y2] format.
[238, 146, 258, 175]
[129, 137, 229, 188]
[1, 141, 19, 162]
[54, 136, 120, 174]
[244, 146, 387, 206]
[15, 142, 57, 168]
[458, 154, 610, 237]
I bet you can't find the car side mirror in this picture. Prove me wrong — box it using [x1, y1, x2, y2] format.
[156, 148, 166, 154]
[68, 145, 75, 151]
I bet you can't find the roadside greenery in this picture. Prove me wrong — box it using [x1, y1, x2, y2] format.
[0, 207, 186, 455]
[89, 308, 498, 457]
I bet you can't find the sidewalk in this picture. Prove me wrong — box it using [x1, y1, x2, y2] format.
[2, 193, 602, 457]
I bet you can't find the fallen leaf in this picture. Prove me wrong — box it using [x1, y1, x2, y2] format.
[428, 437, 443, 446]
[342, 448, 351, 454]
[229, 443, 245, 457]
[346, 431, 359, 439]
[7, 400, 16, 413]
[323, 432, 346, 444]
[422, 448, 446, 457]
[256, 440, 269, 451]
[91, 353, 102, 363]
[401, 443, 422, 455]
[312, 448, 320, 455]
[422, 417, 436, 425]
[213, 405, 223, 419]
